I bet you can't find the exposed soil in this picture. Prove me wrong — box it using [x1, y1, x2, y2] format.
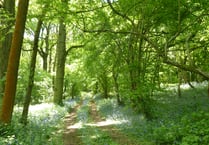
[89, 100, 140, 145]
[63, 99, 140, 145]
[63, 105, 82, 145]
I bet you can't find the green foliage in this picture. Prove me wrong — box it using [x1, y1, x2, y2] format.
[79, 125, 118, 145]
[95, 84, 209, 145]
[32, 69, 53, 103]
[16, 61, 53, 104]
[153, 111, 209, 145]
[0, 103, 68, 145]
[0, 8, 14, 33]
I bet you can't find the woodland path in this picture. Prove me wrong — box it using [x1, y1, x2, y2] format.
[63, 104, 81, 145]
[63, 98, 140, 145]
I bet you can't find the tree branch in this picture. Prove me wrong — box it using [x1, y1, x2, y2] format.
[66, 44, 84, 55]
[83, 28, 209, 80]
[163, 58, 209, 80]
[106, 0, 134, 25]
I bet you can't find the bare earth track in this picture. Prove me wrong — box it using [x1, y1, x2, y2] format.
[63, 99, 140, 145]
[89, 101, 140, 145]
[63, 105, 82, 145]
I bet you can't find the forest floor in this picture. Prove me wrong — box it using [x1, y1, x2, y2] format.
[62, 82, 209, 145]
[63, 98, 140, 145]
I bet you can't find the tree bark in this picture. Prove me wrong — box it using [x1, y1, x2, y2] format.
[0, 0, 29, 123]
[0, 0, 15, 99]
[53, 19, 66, 105]
[20, 19, 43, 125]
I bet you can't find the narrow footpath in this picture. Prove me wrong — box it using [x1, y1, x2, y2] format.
[63, 99, 140, 145]
[89, 100, 140, 145]
[63, 104, 82, 145]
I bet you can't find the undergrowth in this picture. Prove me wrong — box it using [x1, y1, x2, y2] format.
[96, 82, 209, 145]
[0, 99, 77, 145]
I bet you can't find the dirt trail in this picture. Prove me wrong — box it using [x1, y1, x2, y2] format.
[89, 100, 140, 145]
[63, 99, 140, 145]
[63, 105, 82, 145]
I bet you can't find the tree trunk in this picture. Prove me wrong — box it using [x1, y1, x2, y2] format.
[0, 0, 15, 99]
[98, 72, 109, 99]
[208, 81, 209, 98]
[53, 19, 66, 105]
[113, 71, 122, 105]
[71, 83, 76, 99]
[177, 69, 182, 97]
[20, 19, 43, 125]
[0, 0, 29, 124]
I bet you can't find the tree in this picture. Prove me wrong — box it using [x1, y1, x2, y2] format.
[53, 0, 67, 105]
[38, 22, 55, 72]
[20, 19, 43, 124]
[0, 0, 15, 101]
[0, 0, 29, 123]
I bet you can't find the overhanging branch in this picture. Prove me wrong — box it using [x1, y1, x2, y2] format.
[163, 58, 209, 80]
[66, 44, 84, 55]
[106, 0, 134, 25]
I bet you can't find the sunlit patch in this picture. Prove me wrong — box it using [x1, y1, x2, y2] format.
[163, 81, 208, 91]
[90, 134, 101, 139]
[67, 119, 127, 129]
[14, 103, 56, 114]
[67, 121, 82, 129]
[29, 103, 55, 113]
[90, 135, 99, 139]
[86, 119, 127, 127]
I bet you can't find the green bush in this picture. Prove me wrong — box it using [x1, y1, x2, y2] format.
[16, 68, 53, 105]
[153, 111, 209, 145]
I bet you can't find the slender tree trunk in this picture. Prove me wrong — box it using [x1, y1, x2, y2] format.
[20, 19, 43, 125]
[99, 72, 109, 99]
[178, 76, 182, 97]
[0, 0, 29, 124]
[71, 83, 76, 99]
[0, 0, 15, 99]
[113, 71, 122, 105]
[53, 19, 66, 105]
[43, 24, 50, 71]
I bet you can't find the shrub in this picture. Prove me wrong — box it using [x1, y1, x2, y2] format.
[153, 111, 209, 145]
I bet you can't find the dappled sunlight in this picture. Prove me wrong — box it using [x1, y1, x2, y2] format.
[67, 121, 83, 129]
[81, 91, 93, 99]
[67, 118, 127, 129]
[163, 81, 208, 91]
[14, 103, 58, 116]
[86, 119, 127, 127]
[28, 103, 55, 113]
[90, 135, 99, 139]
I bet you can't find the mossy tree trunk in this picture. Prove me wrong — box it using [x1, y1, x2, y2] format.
[0, 0, 29, 124]
[53, 19, 66, 106]
[20, 19, 43, 125]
